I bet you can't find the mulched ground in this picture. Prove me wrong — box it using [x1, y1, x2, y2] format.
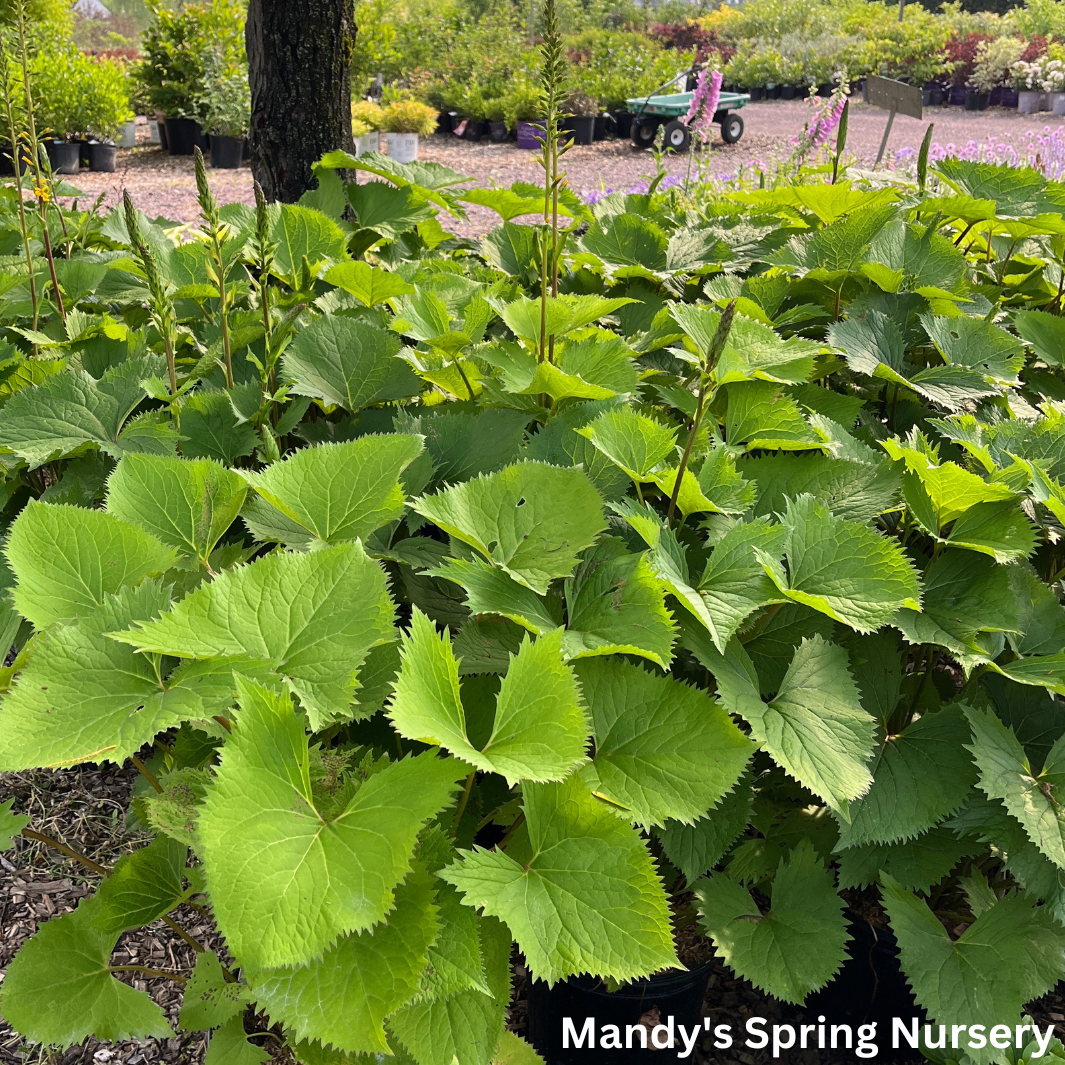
[56, 101, 1065, 237]
[4, 767, 1065, 1065]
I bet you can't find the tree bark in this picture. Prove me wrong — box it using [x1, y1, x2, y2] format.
[246, 0, 356, 203]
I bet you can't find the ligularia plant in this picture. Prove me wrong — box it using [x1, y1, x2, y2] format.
[3, 39, 1065, 1065]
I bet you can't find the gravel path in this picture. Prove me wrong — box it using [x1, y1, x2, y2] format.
[57, 102, 1063, 237]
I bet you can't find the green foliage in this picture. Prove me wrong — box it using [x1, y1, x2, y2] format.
[6, 136, 1065, 1064]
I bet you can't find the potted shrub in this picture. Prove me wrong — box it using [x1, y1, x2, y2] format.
[351, 100, 384, 155]
[134, 0, 245, 156]
[565, 90, 597, 146]
[199, 60, 249, 169]
[504, 79, 545, 148]
[82, 55, 134, 172]
[971, 37, 1024, 110]
[485, 97, 508, 143]
[28, 46, 86, 174]
[381, 100, 437, 162]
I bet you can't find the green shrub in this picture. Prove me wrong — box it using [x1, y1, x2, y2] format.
[28, 46, 132, 140]
[381, 99, 437, 134]
[135, 0, 244, 121]
[197, 58, 249, 138]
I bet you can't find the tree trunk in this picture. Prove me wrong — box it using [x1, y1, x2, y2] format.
[246, 0, 356, 203]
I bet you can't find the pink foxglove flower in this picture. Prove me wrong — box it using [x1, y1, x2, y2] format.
[684, 67, 723, 144]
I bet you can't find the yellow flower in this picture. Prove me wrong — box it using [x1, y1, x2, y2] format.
[31, 179, 50, 203]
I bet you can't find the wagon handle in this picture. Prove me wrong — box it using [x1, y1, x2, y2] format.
[633, 62, 704, 120]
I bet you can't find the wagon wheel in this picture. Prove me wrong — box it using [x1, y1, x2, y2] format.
[630, 118, 658, 149]
[720, 112, 744, 144]
[662, 119, 691, 153]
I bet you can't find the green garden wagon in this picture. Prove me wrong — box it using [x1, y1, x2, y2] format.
[626, 89, 750, 152]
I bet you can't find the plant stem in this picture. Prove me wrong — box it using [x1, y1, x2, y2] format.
[161, 915, 205, 954]
[130, 754, 164, 794]
[109, 965, 188, 985]
[452, 771, 476, 835]
[667, 299, 736, 527]
[20, 828, 109, 877]
[194, 148, 234, 388]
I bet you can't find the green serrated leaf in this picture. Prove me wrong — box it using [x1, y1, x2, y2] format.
[0, 903, 171, 1046]
[197, 677, 462, 969]
[882, 872, 1065, 1030]
[695, 840, 848, 1005]
[835, 827, 978, 892]
[443, 776, 679, 985]
[6, 500, 176, 629]
[0, 582, 264, 769]
[283, 316, 421, 412]
[412, 462, 606, 595]
[387, 610, 589, 785]
[240, 435, 423, 546]
[684, 621, 875, 819]
[757, 494, 922, 633]
[249, 865, 439, 1054]
[205, 1016, 270, 1065]
[655, 777, 754, 884]
[0, 797, 28, 849]
[106, 453, 247, 565]
[575, 657, 754, 827]
[89, 834, 189, 937]
[967, 705, 1065, 869]
[179, 950, 250, 1032]
[110, 543, 395, 728]
[838, 703, 977, 846]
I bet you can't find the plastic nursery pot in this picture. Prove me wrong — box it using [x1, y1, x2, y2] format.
[242, 138, 250, 162]
[44, 139, 80, 175]
[488, 120, 508, 143]
[949, 85, 967, 106]
[118, 120, 137, 148]
[87, 143, 117, 172]
[526, 962, 714, 1065]
[817, 83, 833, 97]
[593, 114, 607, 141]
[210, 134, 244, 169]
[805, 919, 925, 1063]
[75, 138, 90, 168]
[989, 86, 1004, 106]
[147, 118, 161, 145]
[612, 109, 633, 137]
[436, 110, 454, 134]
[0, 146, 29, 176]
[516, 120, 546, 149]
[459, 118, 485, 142]
[1001, 87, 1019, 108]
[385, 132, 419, 163]
[748, 86, 765, 101]
[781, 84, 798, 100]
[767, 84, 781, 99]
[929, 86, 945, 106]
[570, 115, 595, 145]
[1017, 90, 1044, 114]
[965, 90, 989, 111]
[164, 117, 207, 156]
[354, 131, 378, 157]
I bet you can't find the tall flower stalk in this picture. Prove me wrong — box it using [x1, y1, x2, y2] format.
[123, 190, 178, 398]
[0, 33, 35, 333]
[682, 66, 722, 189]
[247, 181, 278, 392]
[194, 147, 234, 388]
[535, 0, 569, 366]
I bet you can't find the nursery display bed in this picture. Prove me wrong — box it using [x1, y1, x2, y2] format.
[57, 101, 1053, 237]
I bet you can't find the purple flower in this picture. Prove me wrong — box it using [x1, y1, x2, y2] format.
[683, 67, 723, 145]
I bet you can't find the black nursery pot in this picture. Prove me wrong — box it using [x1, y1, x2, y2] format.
[965, 89, 989, 111]
[87, 143, 117, 172]
[817, 82, 833, 97]
[0, 145, 29, 175]
[460, 118, 485, 141]
[613, 109, 633, 137]
[929, 85, 945, 105]
[527, 962, 713, 1065]
[76, 138, 90, 168]
[570, 115, 595, 145]
[593, 114, 607, 140]
[44, 139, 80, 174]
[210, 134, 244, 168]
[949, 84, 967, 105]
[781, 84, 798, 99]
[748, 85, 765, 100]
[164, 116, 207, 155]
[1001, 87, 1019, 107]
[805, 919, 924, 1062]
[488, 120, 508, 143]
[436, 110, 454, 133]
